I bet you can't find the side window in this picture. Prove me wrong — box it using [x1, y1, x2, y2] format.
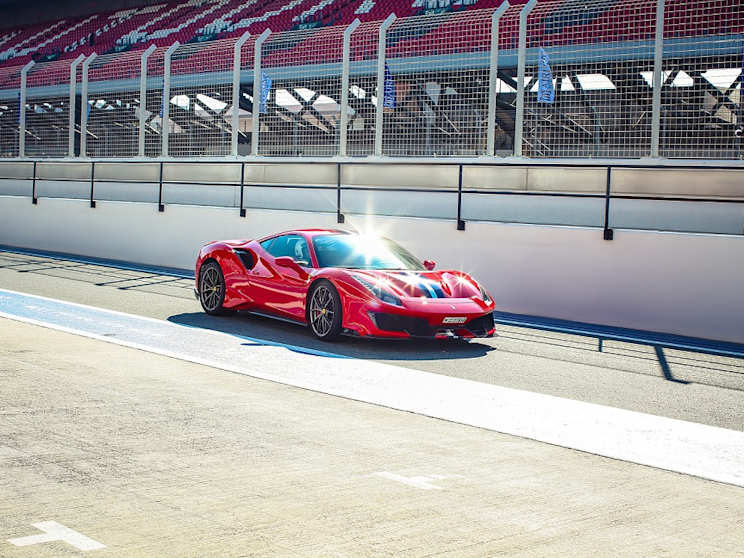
[261, 235, 311, 266]
[259, 238, 275, 253]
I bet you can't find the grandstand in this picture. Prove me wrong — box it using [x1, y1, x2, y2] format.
[0, 0, 741, 159]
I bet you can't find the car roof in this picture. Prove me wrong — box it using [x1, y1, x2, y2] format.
[262, 229, 351, 240]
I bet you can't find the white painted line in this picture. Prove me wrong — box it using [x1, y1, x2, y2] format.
[373, 472, 448, 490]
[8, 521, 105, 551]
[1, 288, 743, 487]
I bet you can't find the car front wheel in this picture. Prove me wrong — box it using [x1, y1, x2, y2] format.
[308, 280, 342, 341]
[199, 260, 227, 315]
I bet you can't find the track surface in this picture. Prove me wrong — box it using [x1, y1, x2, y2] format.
[2, 249, 744, 556]
[1, 250, 742, 431]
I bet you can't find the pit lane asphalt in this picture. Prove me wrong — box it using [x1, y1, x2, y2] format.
[1, 249, 742, 432]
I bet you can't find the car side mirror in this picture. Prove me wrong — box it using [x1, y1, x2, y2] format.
[423, 260, 436, 271]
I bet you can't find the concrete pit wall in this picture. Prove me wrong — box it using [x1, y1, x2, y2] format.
[0, 194, 742, 344]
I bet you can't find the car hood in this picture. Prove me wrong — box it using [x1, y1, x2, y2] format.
[348, 269, 484, 300]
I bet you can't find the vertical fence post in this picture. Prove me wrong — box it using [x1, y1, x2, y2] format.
[251, 29, 272, 157]
[80, 53, 97, 158]
[650, 0, 665, 158]
[340, 18, 361, 157]
[18, 60, 34, 158]
[374, 14, 396, 157]
[68, 54, 85, 157]
[161, 41, 180, 158]
[138, 44, 156, 157]
[515, 0, 537, 157]
[487, 1, 510, 156]
[232, 32, 251, 157]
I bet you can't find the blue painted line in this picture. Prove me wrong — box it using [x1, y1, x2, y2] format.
[494, 311, 744, 359]
[0, 245, 194, 279]
[0, 288, 347, 360]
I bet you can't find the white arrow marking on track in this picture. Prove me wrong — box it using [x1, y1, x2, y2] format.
[373, 472, 452, 490]
[7, 521, 105, 551]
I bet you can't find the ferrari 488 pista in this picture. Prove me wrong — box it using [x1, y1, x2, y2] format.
[195, 229, 496, 341]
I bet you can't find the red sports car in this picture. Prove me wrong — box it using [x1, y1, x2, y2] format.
[195, 229, 496, 341]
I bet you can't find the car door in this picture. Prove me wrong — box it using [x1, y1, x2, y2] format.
[248, 234, 312, 321]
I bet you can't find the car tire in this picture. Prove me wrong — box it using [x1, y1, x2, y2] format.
[199, 260, 228, 316]
[307, 280, 343, 341]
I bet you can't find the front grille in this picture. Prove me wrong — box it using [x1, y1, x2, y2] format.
[370, 313, 434, 336]
[466, 312, 495, 336]
[370, 311, 495, 338]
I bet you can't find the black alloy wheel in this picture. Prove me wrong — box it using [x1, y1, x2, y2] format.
[199, 261, 227, 315]
[308, 280, 342, 341]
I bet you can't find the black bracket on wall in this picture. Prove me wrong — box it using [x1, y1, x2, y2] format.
[31, 161, 37, 204]
[158, 162, 164, 212]
[89, 162, 96, 208]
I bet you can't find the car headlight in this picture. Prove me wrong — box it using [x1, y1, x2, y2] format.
[478, 283, 492, 303]
[353, 275, 403, 307]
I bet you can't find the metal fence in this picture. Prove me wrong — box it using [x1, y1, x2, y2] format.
[0, 0, 741, 160]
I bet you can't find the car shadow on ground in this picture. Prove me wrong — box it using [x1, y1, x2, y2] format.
[167, 311, 496, 361]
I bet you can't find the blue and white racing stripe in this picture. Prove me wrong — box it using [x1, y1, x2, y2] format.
[394, 272, 445, 298]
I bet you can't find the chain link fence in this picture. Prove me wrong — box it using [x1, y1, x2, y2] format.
[523, 0, 657, 158]
[86, 50, 142, 157]
[24, 60, 70, 158]
[660, 0, 743, 158]
[382, 10, 493, 157]
[1, 0, 742, 160]
[168, 39, 236, 158]
[259, 27, 346, 157]
[347, 21, 383, 157]
[0, 64, 22, 157]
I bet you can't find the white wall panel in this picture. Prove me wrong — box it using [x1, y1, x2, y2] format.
[1, 195, 741, 343]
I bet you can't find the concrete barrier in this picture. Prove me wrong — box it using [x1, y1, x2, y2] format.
[1, 194, 741, 343]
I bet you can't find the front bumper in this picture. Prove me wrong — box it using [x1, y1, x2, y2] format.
[366, 311, 496, 339]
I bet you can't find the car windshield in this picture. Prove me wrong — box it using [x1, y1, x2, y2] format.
[312, 234, 425, 271]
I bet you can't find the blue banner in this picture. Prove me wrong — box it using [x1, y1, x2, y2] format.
[260, 71, 271, 114]
[537, 47, 555, 104]
[383, 64, 396, 109]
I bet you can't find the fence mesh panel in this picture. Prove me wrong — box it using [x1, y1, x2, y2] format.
[143, 47, 167, 158]
[523, 0, 657, 158]
[237, 37, 258, 156]
[383, 9, 493, 157]
[86, 51, 142, 157]
[259, 27, 345, 157]
[24, 60, 71, 157]
[168, 39, 236, 158]
[660, 0, 744, 159]
[493, 3, 522, 156]
[0, 64, 22, 157]
[346, 21, 382, 157]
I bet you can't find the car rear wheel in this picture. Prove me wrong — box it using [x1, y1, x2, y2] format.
[308, 280, 342, 341]
[199, 260, 227, 315]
